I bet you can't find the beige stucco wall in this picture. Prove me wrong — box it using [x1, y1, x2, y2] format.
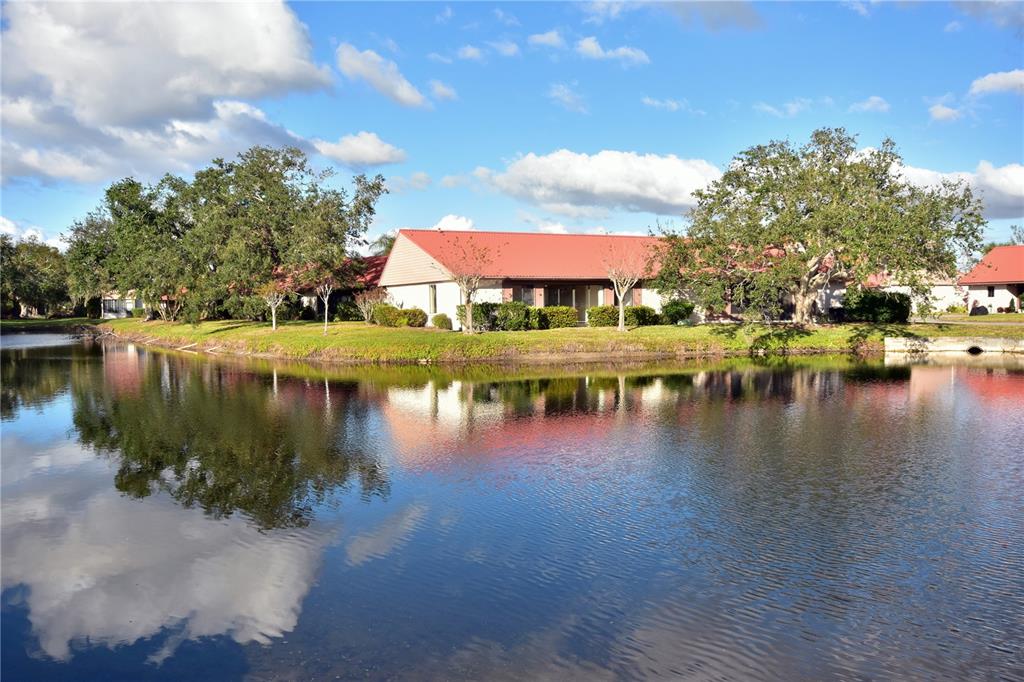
[379, 235, 448, 286]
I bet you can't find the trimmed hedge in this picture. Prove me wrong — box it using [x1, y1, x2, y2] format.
[404, 307, 427, 327]
[431, 313, 452, 330]
[843, 290, 911, 323]
[662, 299, 695, 324]
[541, 306, 579, 329]
[495, 301, 531, 331]
[586, 305, 659, 327]
[455, 301, 499, 331]
[333, 300, 362, 322]
[372, 304, 407, 327]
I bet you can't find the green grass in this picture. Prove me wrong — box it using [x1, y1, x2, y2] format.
[936, 312, 1023, 322]
[0, 317, 102, 330]
[97, 318, 1024, 364]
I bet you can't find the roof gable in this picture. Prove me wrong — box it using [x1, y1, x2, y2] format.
[960, 245, 1024, 285]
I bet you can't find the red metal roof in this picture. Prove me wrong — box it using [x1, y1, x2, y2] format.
[960, 245, 1024, 285]
[357, 255, 387, 286]
[399, 229, 661, 280]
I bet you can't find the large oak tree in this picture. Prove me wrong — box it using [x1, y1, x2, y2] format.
[655, 128, 985, 323]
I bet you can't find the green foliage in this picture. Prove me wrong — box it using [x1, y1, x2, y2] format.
[404, 308, 428, 327]
[945, 304, 967, 314]
[625, 305, 659, 326]
[526, 307, 545, 330]
[842, 289, 911, 323]
[494, 301, 531, 331]
[586, 306, 618, 327]
[1006, 299, 1017, 313]
[431, 313, 453, 330]
[456, 302, 499, 331]
[373, 304, 407, 327]
[2, 236, 69, 317]
[655, 128, 985, 323]
[540, 306, 579, 329]
[334, 301, 362, 322]
[662, 299, 696, 324]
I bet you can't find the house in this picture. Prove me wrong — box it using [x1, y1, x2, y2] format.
[820, 272, 966, 316]
[101, 291, 145, 318]
[960, 245, 1024, 313]
[297, 254, 388, 309]
[378, 229, 665, 328]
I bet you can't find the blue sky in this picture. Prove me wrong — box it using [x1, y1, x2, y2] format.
[2, 1, 1022, 248]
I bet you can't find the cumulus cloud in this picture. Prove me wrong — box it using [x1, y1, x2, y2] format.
[548, 83, 588, 113]
[0, 216, 64, 249]
[952, 1, 1024, 31]
[754, 97, 813, 118]
[0, 435, 336, 663]
[528, 30, 566, 48]
[388, 172, 432, 193]
[435, 5, 453, 24]
[843, 1, 870, 17]
[430, 80, 458, 101]
[900, 160, 1024, 219]
[457, 45, 484, 61]
[428, 52, 454, 64]
[433, 214, 475, 231]
[929, 103, 962, 121]
[575, 37, 650, 65]
[313, 131, 406, 167]
[488, 40, 521, 57]
[478, 149, 722, 217]
[969, 69, 1024, 95]
[336, 43, 427, 107]
[849, 95, 890, 113]
[493, 9, 520, 26]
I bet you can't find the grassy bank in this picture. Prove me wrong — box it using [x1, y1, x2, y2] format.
[0, 317, 102, 331]
[96, 318, 1024, 364]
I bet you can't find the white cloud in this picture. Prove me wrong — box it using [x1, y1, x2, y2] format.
[528, 30, 566, 49]
[900, 160, 1024, 219]
[548, 83, 588, 113]
[0, 217, 17, 235]
[493, 9, 520, 26]
[843, 1, 870, 17]
[435, 5, 453, 24]
[641, 96, 706, 115]
[488, 40, 520, 57]
[457, 45, 484, 61]
[433, 214, 475, 231]
[944, 20, 963, 32]
[969, 69, 1024, 95]
[952, 1, 1024, 31]
[336, 43, 428, 108]
[479, 149, 722, 217]
[440, 174, 469, 188]
[754, 97, 813, 117]
[849, 95, 890, 113]
[313, 131, 406, 167]
[0, 2, 329, 129]
[575, 37, 650, 66]
[388, 171, 432, 193]
[581, 1, 762, 30]
[929, 103, 962, 121]
[430, 80, 458, 101]
[428, 52, 453, 64]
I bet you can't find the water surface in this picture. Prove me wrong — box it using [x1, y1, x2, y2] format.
[2, 338, 1022, 680]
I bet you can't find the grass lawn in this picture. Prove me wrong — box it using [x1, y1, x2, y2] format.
[0, 317, 102, 330]
[935, 312, 1024, 323]
[97, 318, 1024, 363]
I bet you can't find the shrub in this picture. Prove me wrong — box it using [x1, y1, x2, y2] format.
[1007, 299, 1017, 313]
[495, 301, 531, 331]
[944, 304, 967, 314]
[354, 288, 390, 323]
[333, 300, 362, 322]
[625, 305, 659, 327]
[662, 299, 695, 325]
[455, 301, 499, 331]
[431, 313, 452, 330]
[843, 289, 911, 323]
[586, 306, 618, 327]
[404, 307, 427, 327]
[373, 304, 406, 327]
[541, 306, 579, 328]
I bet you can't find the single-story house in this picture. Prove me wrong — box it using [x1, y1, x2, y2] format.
[297, 254, 388, 309]
[960, 245, 1024, 313]
[820, 272, 966, 316]
[101, 291, 145, 318]
[378, 229, 665, 328]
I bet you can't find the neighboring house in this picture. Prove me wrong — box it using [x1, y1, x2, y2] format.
[960, 245, 1024, 313]
[820, 272, 966, 316]
[101, 291, 145, 319]
[297, 255, 388, 309]
[378, 230, 664, 329]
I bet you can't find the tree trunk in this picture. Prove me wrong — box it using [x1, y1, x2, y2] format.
[617, 298, 626, 331]
[792, 288, 815, 325]
[462, 290, 473, 334]
[271, 305, 277, 331]
[321, 295, 329, 335]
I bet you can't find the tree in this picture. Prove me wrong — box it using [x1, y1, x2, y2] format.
[604, 246, 651, 331]
[64, 211, 115, 312]
[3, 237, 69, 317]
[370, 231, 397, 256]
[354, 287, 390, 323]
[655, 128, 985, 324]
[433, 236, 499, 334]
[980, 224, 1024, 255]
[257, 278, 290, 331]
[0, 235, 16, 317]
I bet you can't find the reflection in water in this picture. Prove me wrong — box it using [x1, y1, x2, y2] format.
[1, 340, 1022, 680]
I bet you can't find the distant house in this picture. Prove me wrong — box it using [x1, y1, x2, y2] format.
[297, 254, 388, 309]
[378, 230, 665, 328]
[101, 291, 145, 319]
[960, 245, 1024, 313]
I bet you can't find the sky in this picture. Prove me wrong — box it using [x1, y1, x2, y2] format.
[1, 1, 1022, 250]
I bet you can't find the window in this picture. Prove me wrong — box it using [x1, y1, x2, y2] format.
[988, 286, 995, 298]
[428, 285, 437, 314]
[514, 286, 534, 306]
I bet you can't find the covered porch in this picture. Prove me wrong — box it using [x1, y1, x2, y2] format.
[501, 280, 641, 323]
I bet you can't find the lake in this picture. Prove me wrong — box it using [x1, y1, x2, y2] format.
[2, 335, 1022, 680]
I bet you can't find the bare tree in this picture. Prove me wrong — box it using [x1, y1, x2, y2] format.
[604, 245, 651, 331]
[354, 287, 390, 323]
[315, 280, 333, 334]
[257, 280, 289, 331]
[434, 235, 500, 334]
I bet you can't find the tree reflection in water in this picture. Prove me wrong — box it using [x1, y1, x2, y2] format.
[69, 347, 390, 529]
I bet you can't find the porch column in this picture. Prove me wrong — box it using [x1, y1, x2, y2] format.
[633, 285, 642, 305]
[502, 280, 513, 303]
